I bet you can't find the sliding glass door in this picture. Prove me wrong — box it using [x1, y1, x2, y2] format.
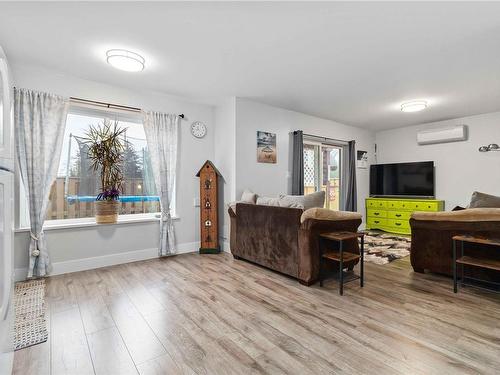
[304, 141, 342, 210]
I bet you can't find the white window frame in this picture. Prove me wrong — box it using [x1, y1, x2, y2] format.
[15, 103, 177, 230]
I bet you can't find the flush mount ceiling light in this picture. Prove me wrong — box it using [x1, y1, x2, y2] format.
[106, 49, 145, 72]
[401, 100, 428, 113]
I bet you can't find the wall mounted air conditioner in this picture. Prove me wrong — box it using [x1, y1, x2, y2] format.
[416, 125, 468, 145]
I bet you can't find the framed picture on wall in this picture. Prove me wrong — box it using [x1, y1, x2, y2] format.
[357, 150, 368, 169]
[257, 131, 277, 163]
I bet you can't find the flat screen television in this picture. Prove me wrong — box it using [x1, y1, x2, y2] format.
[370, 161, 435, 198]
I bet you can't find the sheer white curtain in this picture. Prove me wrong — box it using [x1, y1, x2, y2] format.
[142, 111, 179, 256]
[14, 88, 69, 278]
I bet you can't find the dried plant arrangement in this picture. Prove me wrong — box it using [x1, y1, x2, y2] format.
[81, 119, 127, 223]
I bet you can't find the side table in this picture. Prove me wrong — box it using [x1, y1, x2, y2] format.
[319, 231, 365, 295]
[452, 235, 500, 293]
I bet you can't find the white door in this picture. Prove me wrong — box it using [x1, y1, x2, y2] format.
[0, 47, 13, 168]
[0, 170, 13, 322]
[0, 170, 13, 375]
[0, 46, 13, 375]
[303, 141, 343, 210]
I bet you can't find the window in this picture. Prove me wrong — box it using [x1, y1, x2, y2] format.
[19, 105, 162, 226]
[304, 141, 342, 210]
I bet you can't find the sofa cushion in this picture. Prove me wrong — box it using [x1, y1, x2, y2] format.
[241, 189, 258, 204]
[279, 191, 325, 211]
[469, 191, 500, 208]
[301, 207, 362, 223]
[227, 201, 253, 214]
[411, 208, 500, 222]
[256, 196, 281, 206]
[278, 197, 305, 209]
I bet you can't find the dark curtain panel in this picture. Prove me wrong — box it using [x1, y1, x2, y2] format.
[291, 130, 304, 195]
[345, 140, 357, 211]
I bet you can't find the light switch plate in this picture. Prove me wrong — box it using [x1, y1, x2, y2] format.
[194, 197, 200, 207]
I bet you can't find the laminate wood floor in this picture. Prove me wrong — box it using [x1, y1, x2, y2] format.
[13, 252, 500, 375]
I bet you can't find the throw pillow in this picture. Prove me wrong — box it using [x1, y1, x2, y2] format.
[279, 191, 325, 211]
[278, 199, 304, 209]
[256, 196, 281, 206]
[469, 191, 500, 208]
[241, 189, 257, 204]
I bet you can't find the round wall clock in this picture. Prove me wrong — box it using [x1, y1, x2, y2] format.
[191, 121, 207, 138]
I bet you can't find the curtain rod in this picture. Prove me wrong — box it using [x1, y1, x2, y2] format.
[70, 97, 185, 119]
[293, 130, 350, 144]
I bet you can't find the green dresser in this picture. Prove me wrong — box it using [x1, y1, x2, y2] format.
[365, 198, 445, 235]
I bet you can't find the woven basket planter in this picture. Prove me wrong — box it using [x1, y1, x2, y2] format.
[95, 200, 120, 224]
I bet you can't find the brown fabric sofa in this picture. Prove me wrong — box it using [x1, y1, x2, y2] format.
[410, 209, 500, 281]
[228, 203, 362, 285]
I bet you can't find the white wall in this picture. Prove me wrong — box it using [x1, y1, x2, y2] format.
[10, 66, 381, 278]
[234, 98, 375, 216]
[12, 63, 215, 277]
[214, 97, 236, 250]
[375, 111, 500, 209]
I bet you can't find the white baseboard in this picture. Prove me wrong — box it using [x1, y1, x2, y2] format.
[14, 241, 200, 282]
[221, 239, 231, 253]
[14, 269, 28, 282]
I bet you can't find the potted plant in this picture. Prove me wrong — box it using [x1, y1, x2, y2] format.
[82, 119, 126, 224]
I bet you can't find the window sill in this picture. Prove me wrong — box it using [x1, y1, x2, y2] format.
[15, 214, 179, 233]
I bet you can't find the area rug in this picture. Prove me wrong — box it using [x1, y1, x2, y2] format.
[361, 232, 411, 265]
[14, 279, 48, 350]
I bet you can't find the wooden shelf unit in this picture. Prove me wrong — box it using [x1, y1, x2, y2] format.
[323, 251, 361, 263]
[455, 256, 500, 272]
[452, 235, 500, 293]
[196, 160, 222, 254]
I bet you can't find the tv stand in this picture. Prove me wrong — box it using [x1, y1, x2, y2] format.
[365, 197, 444, 235]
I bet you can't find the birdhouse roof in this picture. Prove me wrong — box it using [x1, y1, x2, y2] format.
[196, 160, 222, 177]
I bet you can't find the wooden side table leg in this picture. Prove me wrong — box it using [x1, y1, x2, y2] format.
[339, 240, 344, 296]
[453, 239, 457, 293]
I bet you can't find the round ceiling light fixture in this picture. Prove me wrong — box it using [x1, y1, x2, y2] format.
[400, 100, 428, 113]
[106, 49, 145, 72]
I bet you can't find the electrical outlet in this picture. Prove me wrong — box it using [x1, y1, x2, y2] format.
[194, 197, 200, 207]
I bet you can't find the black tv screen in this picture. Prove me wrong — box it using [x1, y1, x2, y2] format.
[370, 161, 435, 197]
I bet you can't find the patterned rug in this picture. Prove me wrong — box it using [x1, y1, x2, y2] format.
[14, 279, 48, 350]
[361, 232, 411, 265]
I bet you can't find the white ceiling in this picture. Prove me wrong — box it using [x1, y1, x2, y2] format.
[1, 2, 500, 130]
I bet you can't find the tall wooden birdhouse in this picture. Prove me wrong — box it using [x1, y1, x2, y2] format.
[196, 160, 222, 254]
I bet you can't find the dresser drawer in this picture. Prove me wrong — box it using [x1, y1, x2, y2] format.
[419, 201, 439, 211]
[399, 201, 413, 210]
[367, 209, 387, 218]
[387, 211, 411, 220]
[386, 200, 402, 210]
[400, 201, 438, 211]
[367, 200, 387, 209]
[367, 217, 387, 227]
[387, 219, 410, 230]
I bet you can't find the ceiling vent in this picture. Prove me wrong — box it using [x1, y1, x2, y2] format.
[416, 125, 468, 145]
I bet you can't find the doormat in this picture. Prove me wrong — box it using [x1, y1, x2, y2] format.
[361, 232, 411, 265]
[14, 279, 48, 350]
